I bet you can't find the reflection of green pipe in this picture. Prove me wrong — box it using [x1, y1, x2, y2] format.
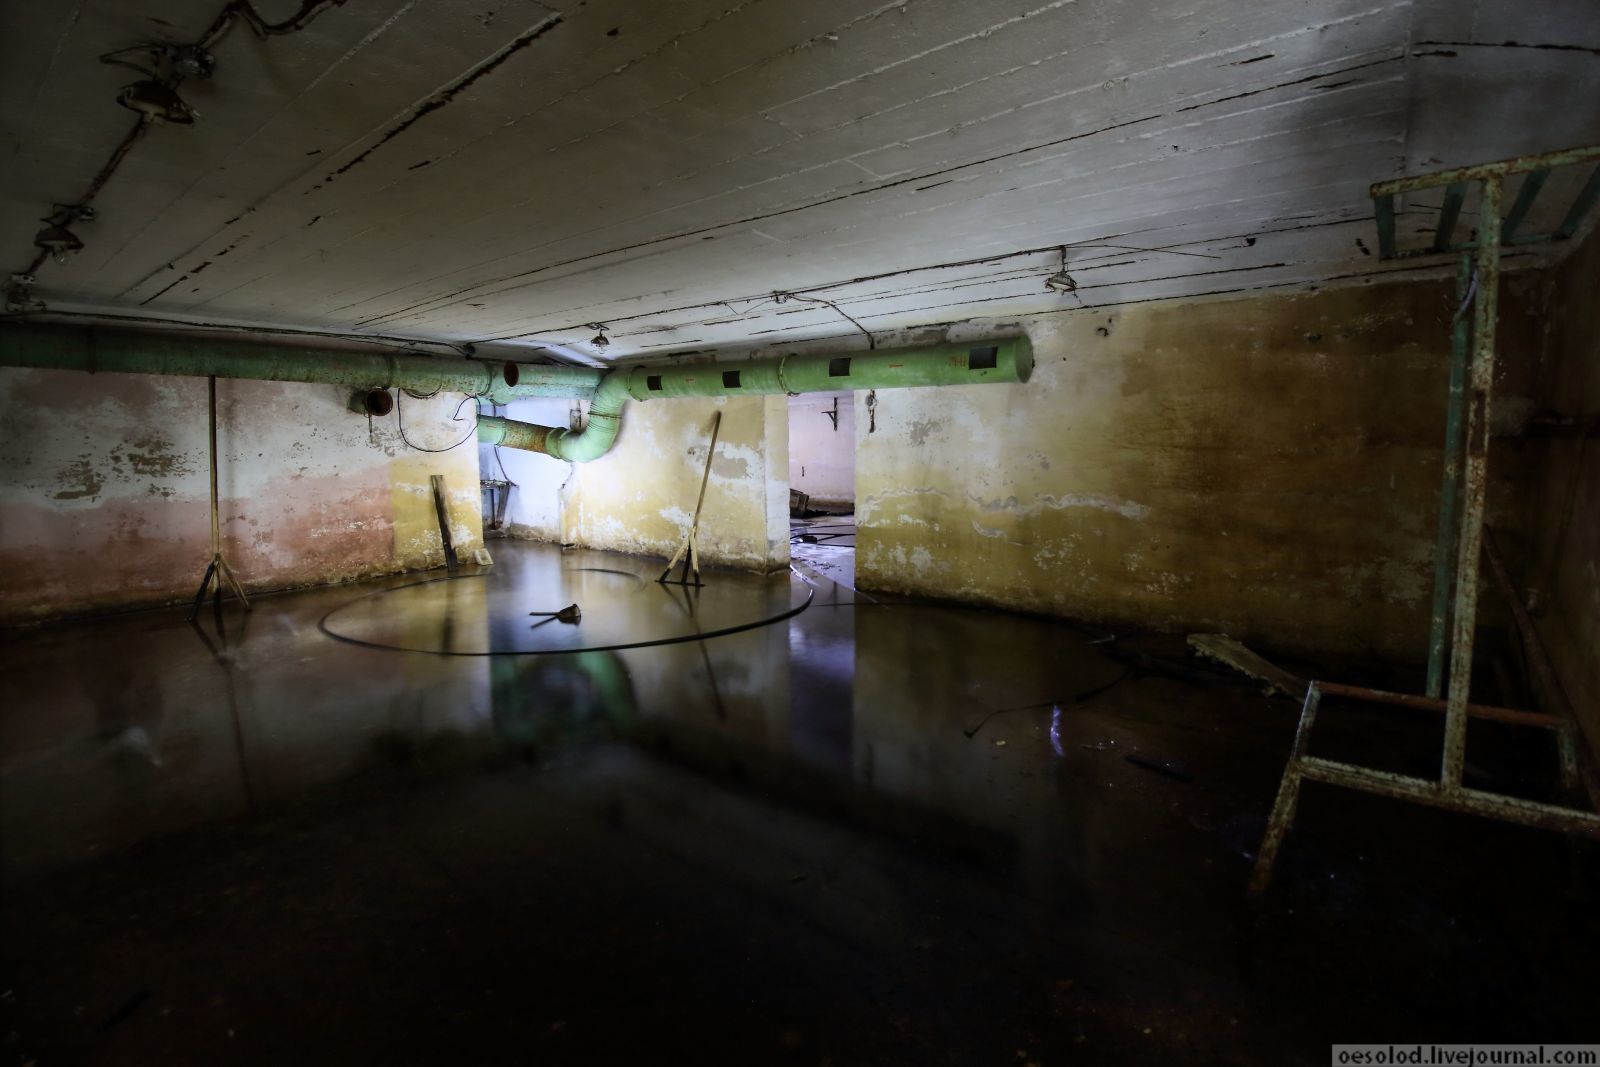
[490, 650, 637, 752]
[477, 337, 1032, 461]
[0, 323, 601, 403]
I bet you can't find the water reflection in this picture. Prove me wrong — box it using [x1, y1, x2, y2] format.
[321, 551, 811, 655]
[490, 651, 637, 758]
[4, 542, 1127, 909]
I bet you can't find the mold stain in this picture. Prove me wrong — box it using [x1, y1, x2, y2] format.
[110, 433, 195, 479]
[53, 455, 104, 501]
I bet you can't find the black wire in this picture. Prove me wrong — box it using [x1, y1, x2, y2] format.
[780, 294, 876, 349]
[394, 389, 480, 453]
[318, 573, 815, 657]
[493, 445, 517, 487]
[13, 0, 344, 284]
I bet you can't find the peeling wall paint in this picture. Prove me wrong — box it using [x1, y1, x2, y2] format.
[854, 275, 1544, 660]
[561, 393, 789, 572]
[0, 370, 481, 621]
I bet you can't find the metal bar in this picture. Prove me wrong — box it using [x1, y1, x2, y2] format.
[659, 412, 723, 584]
[1481, 528, 1594, 799]
[1426, 253, 1474, 697]
[688, 411, 723, 531]
[1315, 680, 1562, 730]
[1441, 176, 1502, 789]
[1556, 162, 1600, 239]
[1432, 183, 1467, 252]
[1371, 143, 1600, 198]
[1501, 169, 1549, 242]
[207, 376, 221, 558]
[1296, 757, 1600, 837]
[217, 556, 251, 606]
[1247, 683, 1323, 896]
[1374, 193, 1397, 259]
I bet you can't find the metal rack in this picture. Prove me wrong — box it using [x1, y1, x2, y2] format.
[1249, 144, 1600, 896]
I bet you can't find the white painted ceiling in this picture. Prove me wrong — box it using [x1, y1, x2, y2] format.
[4, 0, 1598, 363]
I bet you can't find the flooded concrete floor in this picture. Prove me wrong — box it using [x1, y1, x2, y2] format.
[2, 541, 1596, 1065]
[791, 513, 855, 590]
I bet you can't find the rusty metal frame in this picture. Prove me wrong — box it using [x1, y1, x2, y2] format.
[1371, 143, 1600, 259]
[1250, 146, 1600, 896]
[1249, 682, 1600, 896]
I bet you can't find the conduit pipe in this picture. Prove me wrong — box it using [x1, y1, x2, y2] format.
[0, 323, 603, 403]
[478, 371, 632, 462]
[478, 337, 1032, 461]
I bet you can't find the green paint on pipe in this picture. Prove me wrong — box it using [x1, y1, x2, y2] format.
[0, 323, 601, 402]
[620, 337, 1031, 400]
[478, 337, 1032, 461]
[478, 371, 631, 461]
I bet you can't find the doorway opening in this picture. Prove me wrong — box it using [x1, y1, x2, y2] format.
[786, 392, 856, 588]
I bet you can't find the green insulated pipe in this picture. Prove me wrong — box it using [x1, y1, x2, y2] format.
[478, 336, 1032, 461]
[0, 323, 602, 403]
[621, 336, 1031, 400]
[478, 372, 632, 462]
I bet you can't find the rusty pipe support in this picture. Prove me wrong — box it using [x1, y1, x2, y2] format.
[1440, 175, 1502, 790]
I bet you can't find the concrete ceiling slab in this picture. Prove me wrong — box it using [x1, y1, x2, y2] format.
[4, 0, 1597, 362]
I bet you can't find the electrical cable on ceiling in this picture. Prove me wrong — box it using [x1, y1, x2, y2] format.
[773, 291, 875, 349]
[479, 237, 1227, 350]
[8, 0, 349, 292]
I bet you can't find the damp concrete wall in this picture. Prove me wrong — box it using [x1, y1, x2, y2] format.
[0, 370, 482, 622]
[853, 275, 1544, 661]
[561, 393, 790, 572]
[788, 392, 856, 507]
[481, 395, 573, 542]
[1520, 225, 1600, 749]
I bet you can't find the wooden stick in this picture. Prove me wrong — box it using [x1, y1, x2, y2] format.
[659, 411, 721, 584]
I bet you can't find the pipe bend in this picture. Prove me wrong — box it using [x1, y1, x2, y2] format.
[475, 369, 630, 462]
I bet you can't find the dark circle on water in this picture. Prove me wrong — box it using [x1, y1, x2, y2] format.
[318, 570, 813, 657]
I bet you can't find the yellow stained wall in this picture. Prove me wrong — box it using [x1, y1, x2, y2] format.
[854, 276, 1542, 660]
[561, 393, 789, 571]
[389, 449, 484, 572]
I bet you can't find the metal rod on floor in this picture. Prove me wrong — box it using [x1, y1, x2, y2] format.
[1248, 683, 1322, 896]
[1314, 680, 1562, 730]
[1440, 176, 1501, 790]
[1425, 253, 1475, 698]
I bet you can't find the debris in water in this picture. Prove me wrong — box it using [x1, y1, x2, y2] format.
[1125, 752, 1194, 782]
[1186, 633, 1306, 699]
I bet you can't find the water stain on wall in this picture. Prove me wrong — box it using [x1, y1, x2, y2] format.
[855, 275, 1546, 660]
[53, 455, 104, 501]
